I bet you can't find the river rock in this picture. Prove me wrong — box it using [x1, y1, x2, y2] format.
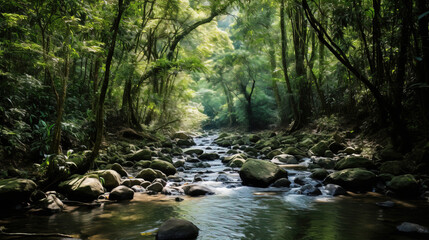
[267, 149, 283, 159]
[325, 168, 376, 191]
[334, 156, 374, 170]
[379, 161, 405, 175]
[131, 185, 145, 192]
[93, 170, 121, 191]
[172, 132, 193, 140]
[397, 222, 429, 234]
[222, 154, 246, 164]
[111, 163, 128, 177]
[229, 158, 245, 168]
[136, 168, 158, 182]
[59, 176, 104, 201]
[153, 178, 167, 187]
[134, 160, 151, 168]
[249, 134, 261, 143]
[109, 186, 134, 201]
[329, 142, 345, 154]
[127, 149, 152, 161]
[272, 154, 297, 164]
[177, 139, 195, 147]
[313, 157, 336, 169]
[122, 179, 144, 188]
[140, 181, 151, 188]
[185, 149, 204, 155]
[239, 159, 288, 187]
[216, 174, 232, 182]
[199, 153, 220, 161]
[388, 174, 419, 197]
[182, 185, 214, 197]
[149, 159, 176, 176]
[271, 178, 291, 188]
[284, 147, 306, 157]
[301, 184, 322, 196]
[376, 201, 395, 208]
[324, 184, 347, 196]
[294, 175, 308, 185]
[309, 141, 330, 156]
[38, 193, 64, 213]
[154, 170, 168, 181]
[157, 218, 199, 240]
[0, 178, 37, 205]
[146, 182, 164, 192]
[310, 168, 329, 180]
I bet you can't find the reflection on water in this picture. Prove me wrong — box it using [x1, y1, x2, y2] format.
[2, 134, 429, 240]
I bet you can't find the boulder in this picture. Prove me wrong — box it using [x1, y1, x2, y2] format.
[267, 149, 283, 159]
[388, 174, 419, 197]
[324, 184, 347, 196]
[157, 218, 199, 240]
[111, 163, 128, 177]
[134, 160, 151, 168]
[228, 158, 245, 168]
[300, 184, 322, 196]
[146, 182, 164, 192]
[121, 179, 144, 188]
[284, 147, 306, 157]
[199, 153, 220, 161]
[271, 178, 291, 188]
[127, 149, 152, 161]
[222, 154, 246, 164]
[0, 178, 37, 205]
[136, 168, 158, 182]
[379, 161, 405, 175]
[177, 139, 195, 147]
[309, 141, 330, 156]
[59, 176, 104, 201]
[310, 168, 329, 180]
[239, 159, 288, 187]
[132, 185, 145, 192]
[313, 157, 336, 169]
[38, 193, 64, 213]
[249, 134, 261, 143]
[272, 154, 297, 164]
[294, 176, 308, 185]
[184, 149, 204, 155]
[397, 222, 429, 234]
[140, 181, 151, 188]
[216, 174, 232, 182]
[150, 160, 176, 176]
[182, 185, 214, 197]
[334, 156, 374, 170]
[93, 170, 121, 191]
[172, 132, 192, 140]
[109, 186, 134, 201]
[173, 160, 185, 168]
[325, 168, 376, 191]
[154, 170, 168, 181]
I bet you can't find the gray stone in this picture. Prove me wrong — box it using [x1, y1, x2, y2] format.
[109, 186, 134, 201]
[157, 218, 199, 240]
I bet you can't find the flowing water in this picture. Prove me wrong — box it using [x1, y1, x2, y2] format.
[1, 134, 429, 240]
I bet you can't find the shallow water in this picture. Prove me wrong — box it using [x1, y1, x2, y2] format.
[1, 134, 428, 240]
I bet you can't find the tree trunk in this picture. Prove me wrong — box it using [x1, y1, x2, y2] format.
[269, 47, 289, 127]
[89, 0, 126, 169]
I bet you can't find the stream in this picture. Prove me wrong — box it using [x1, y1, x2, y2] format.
[1, 133, 429, 240]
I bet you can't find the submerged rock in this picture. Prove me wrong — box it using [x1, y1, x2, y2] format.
[397, 222, 429, 234]
[239, 159, 288, 187]
[0, 178, 37, 205]
[157, 218, 199, 240]
[109, 186, 134, 201]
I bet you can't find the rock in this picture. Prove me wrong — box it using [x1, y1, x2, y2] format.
[294, 176, 308, 185]
[127, 149, 152, 161]
[380, 161, 405, 175]
[301, 184, 322, 196]
[255, 139, 279, 150]
[136, 168, 158, 182]
[329, 142, 345, 154]
[109, 186, 134, 201]
[186, 158, 201, 163]
[199, 153, 220, 161]
[172, 147, 183, 156]
[334, 156, 374, 170]
[271, 178, 291, 188]
[325, 168, 376, 191]
[157, 218, 199, 240]
[153, 178, 167, 187]
[272, 154, 297, 164]
[146, 182, 164, 192]
[30, 190, 47, 202]
[309, 141, 330, 156]
[239, 159, 288, 187]
[299, 138, 314, 149]
[172, 132, 192, 140]
[150, 160, 176, 176]
[324, 150, 334, 158]
[59, 176, 104, 201]
[38, 194, 64, 213]
[177, 139, 195, 147]
[228, 158, 245, 168]
[284, 147, 306, 157]
[342, 147, 358, 154]
[131, 185, 145, 192]
[111, 163, 128, 177]
[376, 201, 395, 208]
[0, 178, 37, 205]
[216, 174, 232, 182]
[184, 149, 204, 155]
[325, 184, 347, 196]
[267, 149, 283, 159]
[154, 170, 168, 181]
[173, 160, 185, 168]
[93, 170, 121, 191]
[310, 168, 329, 180]
[222, 154, 246, 164]
[182, 185, 214, 196]
[396, 222, 429, 234]
[122, 179, 144, 188]
[193, 175, 203, 182]
[249, 134, 261, 143]
[388, 174, 419, 197]
[140, 181, 151, 188]
[313, 157, 336, 169]
[134, 160, 151, 168]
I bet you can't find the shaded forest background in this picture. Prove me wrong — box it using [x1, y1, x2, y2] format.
[0, 0, 428, 173]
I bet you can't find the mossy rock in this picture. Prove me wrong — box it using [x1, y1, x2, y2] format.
[134, 160, 151, 168]
[310, 168, 329, 180]
[309, 141, 330, 156]
[267, 149, 283, 159]
[388, 174, 419, 197]
[0, 178, 37, 205]
[249, 134, 261, 143]
[136, 168, 158, 182]
[58, 176, 104, 201]
[199, 153, 220, 161]
[172, 132, 193, 140]
[334, 156, 374, 170]
[228, 158, 245, 168]
[239, 159, 288, 187]
[149, 160, 176, 176]
[177, 139, 195, 147]
[283, 147, 306, 157]
[255, 139, 280, 150]
[111, 163, 128, 177]
[379, 161, 406, 175]
[325, 168, 376, 191]
[92, 170, 121, 191]
[127, 149, 152, 161]
[184, 149, 204, 155]
[299, 138, 314, 149]
[222, 154, 246, 164]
